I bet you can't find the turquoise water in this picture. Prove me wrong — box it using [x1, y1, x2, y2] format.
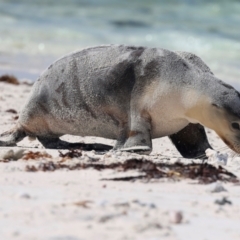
[0, 0, 239, 86]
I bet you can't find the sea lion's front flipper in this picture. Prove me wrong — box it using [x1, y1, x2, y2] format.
[169, 123, 212, 159]
[121, 112, 152, 155]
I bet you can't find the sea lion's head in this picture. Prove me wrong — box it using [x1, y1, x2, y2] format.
[208, 101, 240, 153]
[186, 80, 240, 153]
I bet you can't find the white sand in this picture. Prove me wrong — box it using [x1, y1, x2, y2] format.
[1, 82, 240, 240]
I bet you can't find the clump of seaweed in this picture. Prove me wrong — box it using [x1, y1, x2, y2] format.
[59, 149, 82, 158]
[0, 75, 20, 85]
[5, 109, 18, 114]
[22, 151, 52, 160]
[25, 158, 238, 184]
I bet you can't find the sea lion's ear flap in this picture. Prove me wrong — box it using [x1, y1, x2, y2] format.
[212, 103, 220, 108]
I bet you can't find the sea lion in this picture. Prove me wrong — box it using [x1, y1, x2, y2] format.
[1, 45, 240, 158]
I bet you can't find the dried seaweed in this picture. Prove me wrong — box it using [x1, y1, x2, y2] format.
[5, 109, 17, 114]
[22, 151, 52, 160]
[25, 158, 238, 184]
[215, 197, 232, 205]
[12, 115, 19, 121]
[0, 75, 19, 85]
[73, 200, 93, 208]
[58, 149, 82, 158]
[0, 159, 10, 163]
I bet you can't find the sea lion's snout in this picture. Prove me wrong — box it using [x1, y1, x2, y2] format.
[219, 135, 237, 153]
[189, 97, 240, 154]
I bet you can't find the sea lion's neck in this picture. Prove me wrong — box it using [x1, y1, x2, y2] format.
[183, 75, 218, 128]
[184, 96, 213, 126]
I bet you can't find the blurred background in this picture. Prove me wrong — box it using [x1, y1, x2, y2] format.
[0, 0, 239, 86]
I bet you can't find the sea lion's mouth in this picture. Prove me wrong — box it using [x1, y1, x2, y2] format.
[219, 135, 239, 153]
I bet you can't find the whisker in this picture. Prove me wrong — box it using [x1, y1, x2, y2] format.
[193, 147, 225, 159]
[193, 153, 208, 160]
[231, 153, 240, 160]
[227, 142, 240, 160]
[193, 146, 232, 161]
[229, 151, 237, 158]
[214, 146, 229, 151]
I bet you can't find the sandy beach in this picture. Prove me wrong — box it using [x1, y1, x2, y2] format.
[0, 79, 240, 240]
[0, 0, 240, 239]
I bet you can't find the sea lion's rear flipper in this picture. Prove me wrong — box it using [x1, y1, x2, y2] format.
[169, 123, 212, 159]
[0, 126, 26, 146]
[37, 136, 112, 151]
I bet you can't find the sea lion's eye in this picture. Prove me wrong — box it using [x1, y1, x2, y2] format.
[231, 122, 240, 130]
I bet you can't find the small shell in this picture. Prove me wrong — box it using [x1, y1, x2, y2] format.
[206, 181, 226, 193]
[13, 149, 25, 160]
[169, 211, 183, 224]
[0, 149, 14, 160]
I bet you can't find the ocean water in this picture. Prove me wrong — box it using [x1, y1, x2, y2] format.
[0, 0, 239, 87]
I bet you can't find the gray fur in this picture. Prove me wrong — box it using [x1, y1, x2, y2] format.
[1, 45, 240, 156]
